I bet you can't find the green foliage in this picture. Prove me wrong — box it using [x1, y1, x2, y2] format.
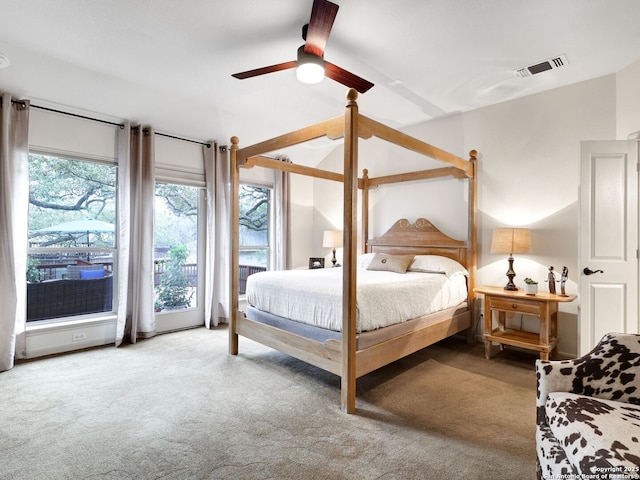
[29, 154, 116, 220]
[26, 257, 40, 283]
[524, 277, 538, 285]
[155, 245, 193, 310]
[29, 157, 201, 249]
[28, 154, 117, 247]
[154, 183, 199, 249]
[155, 183, 198, 217]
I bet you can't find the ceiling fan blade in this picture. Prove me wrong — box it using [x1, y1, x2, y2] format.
[232, 61, 297, 79]
[304, 0, 339, 57]
[324, 61, 374, 93]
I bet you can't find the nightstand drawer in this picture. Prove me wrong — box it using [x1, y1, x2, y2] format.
[488, 297, 542, 315]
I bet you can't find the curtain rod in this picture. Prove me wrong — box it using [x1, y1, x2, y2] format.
[154, 131, 211, 148]
[8, 100, 211, 148]
[31, 104, 125, 128]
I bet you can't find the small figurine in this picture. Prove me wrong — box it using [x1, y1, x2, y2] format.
[560, 266, 568, 296]
[547, 266, 557, 294]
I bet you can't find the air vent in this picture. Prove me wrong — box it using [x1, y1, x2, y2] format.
[514, 54, 569, 78]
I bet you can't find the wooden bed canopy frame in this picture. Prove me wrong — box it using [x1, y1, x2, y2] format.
[230, 88, 478, 413]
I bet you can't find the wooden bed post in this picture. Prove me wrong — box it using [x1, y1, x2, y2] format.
[467, 150, 478, 342]
[229, 136, 240, 355]
[361, 169, 369, 252]
[342, 89, 359, 413]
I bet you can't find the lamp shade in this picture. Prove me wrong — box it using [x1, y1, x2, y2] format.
[490, 228, 532, 255]
[322, 230, 343, 248]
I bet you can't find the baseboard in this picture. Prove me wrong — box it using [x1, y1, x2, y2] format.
[24, 308, 207, 358]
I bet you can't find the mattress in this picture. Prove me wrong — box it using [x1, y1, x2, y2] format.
[246, 267, 468, 333]
[245, 303, 469, 350]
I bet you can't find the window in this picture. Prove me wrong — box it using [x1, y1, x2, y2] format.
[27, 154, 117, 322]
[239, 184, 271, 293]
[153, 182, 201, 313]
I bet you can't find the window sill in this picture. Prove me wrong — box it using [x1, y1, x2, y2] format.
[26, 313, 117, 333]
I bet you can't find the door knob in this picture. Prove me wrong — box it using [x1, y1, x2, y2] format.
[583, 267, 604, 275]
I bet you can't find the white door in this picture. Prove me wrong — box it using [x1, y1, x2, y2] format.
[579, 140, 639, 355]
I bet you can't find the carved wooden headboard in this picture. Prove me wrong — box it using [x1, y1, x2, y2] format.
[366, 218, 469, 267]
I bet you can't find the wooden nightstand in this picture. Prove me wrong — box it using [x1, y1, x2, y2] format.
[474, 286, 577, 360]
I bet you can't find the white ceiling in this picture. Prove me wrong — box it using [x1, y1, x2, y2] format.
[1, 0, 640, 163]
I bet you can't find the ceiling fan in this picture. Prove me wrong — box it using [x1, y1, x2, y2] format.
[231, 0, 374, 93]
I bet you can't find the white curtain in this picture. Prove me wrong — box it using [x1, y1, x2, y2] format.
[115, 124, 156, 346]
[273, 158, 291, 271]
[0, 94, 29, 372]
[204, 143, 230, 327]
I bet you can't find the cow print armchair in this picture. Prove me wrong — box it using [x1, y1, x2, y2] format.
[535, 332, 640, 479]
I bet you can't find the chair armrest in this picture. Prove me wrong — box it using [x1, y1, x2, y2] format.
[535, 332, 640, 425]
[535, 358, 577, 425]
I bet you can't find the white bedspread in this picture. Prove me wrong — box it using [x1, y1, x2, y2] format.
[246, 268, 467, 332]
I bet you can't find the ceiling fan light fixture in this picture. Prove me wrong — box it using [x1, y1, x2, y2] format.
[230, 1, 373, 92]
[296, 46, 324, 84]
[297, 61, 324, 84]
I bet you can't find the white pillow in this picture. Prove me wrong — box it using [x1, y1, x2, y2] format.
[357, 253, 376, 268]
[408, 255, 468, 277]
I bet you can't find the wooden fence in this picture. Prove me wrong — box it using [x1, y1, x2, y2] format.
[34, 262, 266, 295]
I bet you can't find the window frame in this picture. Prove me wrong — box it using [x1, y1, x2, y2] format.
[238, 181, 273, 272]
[153, 179, 206, 333]
[26, 151, 118, 325]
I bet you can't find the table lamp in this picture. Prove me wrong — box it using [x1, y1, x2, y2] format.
[322, 230, 343, 266]
[490, 228, 532, 291]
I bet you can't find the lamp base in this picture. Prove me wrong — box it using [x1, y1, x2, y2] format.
[504, 255, 518, 291]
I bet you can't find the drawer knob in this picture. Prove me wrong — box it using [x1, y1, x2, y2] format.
[511, 303, 518, 309]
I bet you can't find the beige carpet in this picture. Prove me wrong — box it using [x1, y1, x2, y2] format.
[0, 326, 537, 480]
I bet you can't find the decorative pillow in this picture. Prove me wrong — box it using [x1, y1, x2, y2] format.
[408, 255, 469, 277]
[80, 269, 105, 279]
[366, 254, 415, 274]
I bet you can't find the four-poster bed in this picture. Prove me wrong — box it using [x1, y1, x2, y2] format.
[229, 89, 478, 413]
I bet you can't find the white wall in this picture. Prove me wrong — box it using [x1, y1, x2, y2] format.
[616, 59, 640, 139]
[311, 115, 470, 264]
[366, 114, 468, 241]
[290, 174, 315, 268]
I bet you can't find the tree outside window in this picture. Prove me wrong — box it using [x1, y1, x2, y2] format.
[238, 184, 270, 294]
[239, 184, 270, 268]
[154, 183, 200, 311]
